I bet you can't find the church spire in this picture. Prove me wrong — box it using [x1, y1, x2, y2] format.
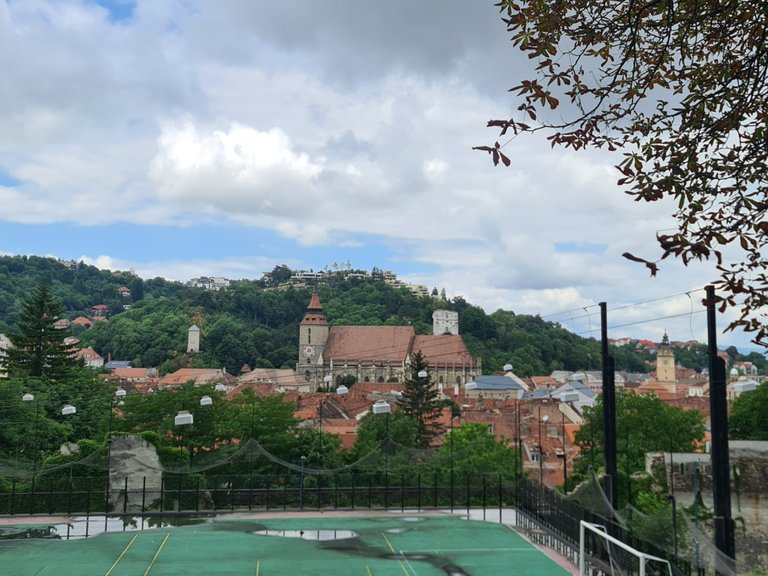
[301, 291, 328, 326]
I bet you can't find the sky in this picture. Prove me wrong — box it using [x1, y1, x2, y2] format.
[0, 0, 762, 353]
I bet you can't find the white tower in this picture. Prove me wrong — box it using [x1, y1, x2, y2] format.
[433, 309, 459, 335]
[187, 324, 200, 353]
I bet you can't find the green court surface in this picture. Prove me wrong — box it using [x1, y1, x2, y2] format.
[0, 514, 573, 575]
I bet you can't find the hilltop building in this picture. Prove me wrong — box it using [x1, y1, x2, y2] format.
[297, 293, 481, 391]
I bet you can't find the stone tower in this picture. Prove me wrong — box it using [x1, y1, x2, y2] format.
[187, 324, 200, 353]
[656, 332, 676, 394]
[433, 309, 459, 335]
[298, 292, 329, 384]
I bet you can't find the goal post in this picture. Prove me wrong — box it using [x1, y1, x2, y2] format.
[579, 521, 673, 576]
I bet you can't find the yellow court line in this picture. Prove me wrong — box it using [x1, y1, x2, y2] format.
[143, 533, 170, 576]
[255, 559, 260, 576]
[366, 565, 374, 576]
[104, 533, 140, 576]
[381, 533, 410, 576]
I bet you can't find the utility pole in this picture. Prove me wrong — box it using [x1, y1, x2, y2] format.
[705, 285, 736, 571]
[600, 302, 618, 509]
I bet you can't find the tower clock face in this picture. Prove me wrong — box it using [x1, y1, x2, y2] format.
[305, 346, 314, 356]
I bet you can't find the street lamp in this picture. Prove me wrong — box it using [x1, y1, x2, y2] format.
[105, 387, 126, 529]
[538, 411, 549, 490]
[22, 393, 40, 475]
[299, 455, 307, 510]
[175, 410, 194, 470]
[560, 412, 568, 494]
[373, 400, 392, 508]
[62, 404, 77, 416]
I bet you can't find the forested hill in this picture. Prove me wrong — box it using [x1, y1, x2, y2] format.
[1, 255, 654, 376]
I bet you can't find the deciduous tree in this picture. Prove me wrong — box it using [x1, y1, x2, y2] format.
[729, 382, 768, 440]
[480, 1, 768, 343]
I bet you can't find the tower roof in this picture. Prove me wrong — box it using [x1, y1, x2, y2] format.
[301, 292, 328, 326]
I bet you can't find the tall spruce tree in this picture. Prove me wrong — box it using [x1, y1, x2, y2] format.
[3, 282, 78, 380]
[397, 350, 443, 447]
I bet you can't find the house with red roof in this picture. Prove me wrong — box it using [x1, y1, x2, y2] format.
[77, 346, 104, 368]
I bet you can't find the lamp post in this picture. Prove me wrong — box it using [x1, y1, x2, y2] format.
[561, 411, 568, 494]
[174, 410, 194, 469]
[373, 400, 391, 508]
[22, 393, 40, 476]
[61, 404, 77, 513]
[538, 410, 549, 491]
[104, 388, 126, 527]
[299, 455, 306, 510]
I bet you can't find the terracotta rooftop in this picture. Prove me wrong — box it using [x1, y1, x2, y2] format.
[159, 368, 235, 387]
[412, 335, 473, 366]
[324, 326, 414, 364]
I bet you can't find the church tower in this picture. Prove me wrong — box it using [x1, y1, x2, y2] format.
[298, 292, 329, 385]
[656, 332, 676, 394]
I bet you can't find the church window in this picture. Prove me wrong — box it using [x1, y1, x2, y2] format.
[364, 376, 370, 382]
[307, 328, 311, 344]
[304, 370, 310, 381]
[456, 377, 462, 385]
[377, 376, 384, 383]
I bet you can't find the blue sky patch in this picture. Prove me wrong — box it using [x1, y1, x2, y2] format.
[0, 169, 20, 187]
[91, 0, 135, 22]
[0, 221, 431, 281]
[554, 242, 608, 255]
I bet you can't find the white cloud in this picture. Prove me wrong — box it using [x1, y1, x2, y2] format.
[0, 0, 758, 351]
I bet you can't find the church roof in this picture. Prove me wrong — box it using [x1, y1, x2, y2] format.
[324, 326, 414, 363]
[412, 335, 474, 366]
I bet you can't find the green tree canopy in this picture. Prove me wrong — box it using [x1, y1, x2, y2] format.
[483, 1, 768, 344]
[397, 351, 443, 447]
[729, 383, 768, 440]
[2, 282, 79, 380]
[574, 390, 706, 477]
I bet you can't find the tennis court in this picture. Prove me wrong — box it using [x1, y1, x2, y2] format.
[0, 512, 575, 575]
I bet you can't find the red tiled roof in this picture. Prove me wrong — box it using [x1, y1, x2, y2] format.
[324, 326, 414, 364]
[159, 368, 235, 386]
[113, 368, 153, 379]
[412, 335, 473, 367]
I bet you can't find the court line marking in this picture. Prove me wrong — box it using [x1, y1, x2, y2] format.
[381, 533, 413, 576]
[366, 566, 373, 576]
[255, 559, 260, 576]
[143, 533, 170, 576]
[399, 547, 539, 554]
[104, 533, 139, 576]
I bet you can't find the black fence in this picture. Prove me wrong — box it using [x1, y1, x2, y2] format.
[0, 471, 515, 518]
[1, 473, 700, 575]
[515, 479, 698, 576]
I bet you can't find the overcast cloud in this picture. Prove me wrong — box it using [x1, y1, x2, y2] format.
[0, 0, 758, 351]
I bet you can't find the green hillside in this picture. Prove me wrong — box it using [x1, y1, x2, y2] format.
[0, 255, 652, 376]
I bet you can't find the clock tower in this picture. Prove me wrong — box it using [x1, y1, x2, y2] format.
[298, 292, 329, 384]
[656, 332, 677, 394]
